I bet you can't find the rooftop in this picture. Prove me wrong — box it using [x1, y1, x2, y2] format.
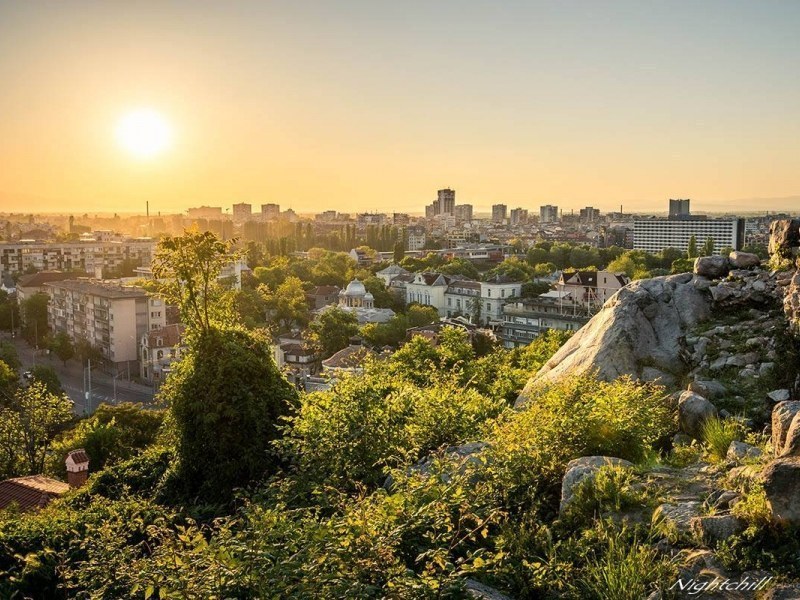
[44, 278, 149, 299]
[0, 475, 70, 512]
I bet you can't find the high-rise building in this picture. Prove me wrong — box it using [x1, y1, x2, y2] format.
[509, 208, 529, 226]
[232, 203, 252, 223]
[438, 189, 456, 215]
[187, 206, 223, 220]
[633, 218, 745, 254]
[539, 205, 559, 224]
[261, 204, 280, 220]
[406, 226, 427, 251]
[454, 204, 473, 222]
[492, 204, 508, 223]
[579, 206, 600, 223]
[669, 199, 691, 219]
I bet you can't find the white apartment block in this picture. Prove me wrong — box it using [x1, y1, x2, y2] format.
[0, 239, 156, 279]
[45, 280, 167, 368]
[633, 218, 745, 255]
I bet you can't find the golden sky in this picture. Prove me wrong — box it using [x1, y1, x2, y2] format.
[1, 1, 799, 215]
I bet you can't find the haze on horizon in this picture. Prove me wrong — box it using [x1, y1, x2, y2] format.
[1, 1, 799, 216]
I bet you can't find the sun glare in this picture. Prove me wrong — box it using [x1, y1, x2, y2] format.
[115, 109, 173, 159]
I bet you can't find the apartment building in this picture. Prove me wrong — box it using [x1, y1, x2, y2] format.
[45, 280, 167, 369]
[633, 218, 745, 254]
[500, 297, 589, 348]
[140, 324, 186, 385]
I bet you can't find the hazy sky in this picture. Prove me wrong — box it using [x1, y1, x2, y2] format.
[1, 1, 799, 215]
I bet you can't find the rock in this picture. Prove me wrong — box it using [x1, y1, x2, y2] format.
[641, 366, 676, 387]
[727, 441, 763, 461]
[653, 501, 702, 537]
[678, 391, 718, 439]
[759, 362, 775, 375]
[559, 456, 633, 513]
[761, 457, 800, 524]
[517, 274, 711, 399]
[728, 465, 760, 486]
[673, 433, 693, 447]
[706, 489, 739, 511]
[464, 579, 513, 600]
[782, 412, 800, 457]
[688, 380, 728, 400]
[767, 389, 791, 403]
[729, 251, 761, 269]
[768, 218, 800, 257]
[772, 401, 800, 456]
[763, 584, 800, 600]
[694, 256, 730, 279]
[690, 514, 746, 544]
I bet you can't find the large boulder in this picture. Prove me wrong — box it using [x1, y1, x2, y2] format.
[678, 391, 718, 439]
[517, 274, 710, 400]
[690, 514, 746, 545]
[771, 401, 800, 456]
[761, 457, 800, 524]
[559, 456, 633, 513]
[694, 256, 730, 279]
[653, 501, 703, 537]
[728, 251, 761, 269]
[768, 219, 800, 257]
[781, 412, 800, 457]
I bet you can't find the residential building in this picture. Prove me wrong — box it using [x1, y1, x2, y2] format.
[500, 297, 589, 348]
[306, 285, 340, 309]
[444, 279, 482, 320]
[492, 204, 508, 223]
[540, 204, 559, 224]
[45, 279, 167, 369]
[510, 208, 529, 226]
[480, 275, 523, 325]
[580, 206, 600, 223]
[321, 338, 377, 376]
[261, 203, 281, 220]
[140, 324, 187, 385]
[633, 218, 745, 254]
[556, 270, 629, 311]
[376, 264, 411, 286]
[16, 271, 82, 317]
[349, 248, 374, 266]
[406, 226, 427, 251]
[232, 202, 252, 223]
[438, 188, 456, 215]
[454, 204, 473, 223]
[0, 450, 88, 512]
[187, 206, 223, 220]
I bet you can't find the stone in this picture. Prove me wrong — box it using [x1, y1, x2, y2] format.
[706, 489, 739, 511]
[559, 456, 634, 513]
[728, 251, 761, 269]
[768, 218, 800, 257]
[761, 457, 800, 524]
[688, 379, 728, 400]
[727, 441, 763, 461]
[464, 579, 513, 600]
[759, 362, 775, 375]
[772, 401, 800, 456]
[653, 501, 702, 537]
[673, 433, 693, 447]
[641, 366, 676, 387]
[763, 584, 800, 600]
[694, 255, 730, 279]
[690, 514, 746, 544]
[517, 274, 711, 400]
[767, 389, 791, 403]
[781, 412, 800, 457]
[728, 465, 760, 486]
[678, 391, 718, 439]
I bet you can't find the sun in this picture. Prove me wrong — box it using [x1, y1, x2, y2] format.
[115, 109, 173, 159]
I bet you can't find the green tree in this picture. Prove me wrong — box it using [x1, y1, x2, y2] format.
[0, 290, 19, 333]
[21, 292, 49, 345]
[0, 341, 20, 370]
[29, 365, 63, 396]
[0, 381, 74, 476]
[687, 235, 698, 259]
[393, 240, 404, 264]
[160, 326, 297, 504]
[0, 359, 17, 401]
[49, 331, 75, 366]
[151, 230, 235, 332]
[260, 275, 310, 330]
[702, 236, 715, 257]
[308, 306, 359, 358]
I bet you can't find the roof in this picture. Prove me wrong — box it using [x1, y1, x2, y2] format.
[377, 264, 410, 275]
[67, 449, 90, 465]
[308, 285, 340, 296]
[0, 475, 70, 511]
[322, 344, 377, 370]
[483, 274, 517, 284]
[144, 324, 186, 349]
[44, 279, 148, 299]
[341, 279, 367, 296]
[17, 271, 82, 290]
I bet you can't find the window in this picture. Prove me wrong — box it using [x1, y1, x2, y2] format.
[487, 289, 492, 297]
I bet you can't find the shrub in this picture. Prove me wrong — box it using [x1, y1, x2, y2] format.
[701, 417, 745, 462]
[562, 466, 650, 526]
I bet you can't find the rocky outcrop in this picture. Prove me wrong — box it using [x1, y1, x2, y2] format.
[771, 401, 800, 457]
[678, 391, 718, 439]
[761, 457, 800, 524]
[768, 219, 800, 257]
[518, 273, 710, 397]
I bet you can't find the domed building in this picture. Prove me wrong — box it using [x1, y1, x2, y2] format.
[331, 278, 395, 324]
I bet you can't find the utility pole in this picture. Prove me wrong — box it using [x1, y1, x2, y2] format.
[86, 358, 92, 414]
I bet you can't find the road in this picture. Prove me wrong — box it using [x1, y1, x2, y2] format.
[6, 335, 156, 414]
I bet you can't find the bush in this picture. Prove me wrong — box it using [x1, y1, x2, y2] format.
[701, 417, 745, 461]
[562, 466, 650, 527]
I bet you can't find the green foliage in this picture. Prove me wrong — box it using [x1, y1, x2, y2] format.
[702, 236, 715, 257]
[46, 403, 165, 477]
[0, 381, 74, 477]
[48, 331, 74, 366]
[730, 483, 772, 530]
[259, 275, 310, 331]
[280, 374, 504, 489]
[687, 235, 698, 259]
[28, 365, 63, 396]
[0, 359, 17, 400]
[21, 292, 49, 344]
[486, 376, 673, 513]
[562, 466, 650, 527]
[161, 326, 297, 504]
[701, 417, 745, 461]
[308, 306, 359, 358]
[0, 341, 20, 370]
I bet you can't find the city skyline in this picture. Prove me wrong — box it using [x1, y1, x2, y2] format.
[2, 1, 800, 214]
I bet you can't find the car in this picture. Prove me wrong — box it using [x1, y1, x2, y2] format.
[22, 370, 33, 381]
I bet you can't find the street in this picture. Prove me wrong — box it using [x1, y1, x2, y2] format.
[5, 335, 156, 414]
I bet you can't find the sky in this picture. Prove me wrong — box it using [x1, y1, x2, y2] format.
[1, 0, 799, 215]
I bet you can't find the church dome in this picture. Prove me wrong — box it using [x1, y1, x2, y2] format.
[344, 279, 366, 296]
[364, 292, 374, 300]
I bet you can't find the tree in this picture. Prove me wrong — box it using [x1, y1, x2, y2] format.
[0, 341, 20, 370]
[0, 381, 74, 476]
[0, 291, 19, 333]
[393, 240, 404, 264]
[75, 337, 103, 367]
[160, 326, 297, 504]
[151, 230, 236, 332]
[702, 236, 715, 257]
[308, 307, 359, 358]
[21, 292, 49, 345]
[29, 365, 63, 396]
[0, 359, 17, 402]
[260, 276, 310, 331]
[687, 235, 698, 259]
[49, 331, 75, 366]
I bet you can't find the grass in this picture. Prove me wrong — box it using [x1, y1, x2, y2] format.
[701, 417, 745, 462]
